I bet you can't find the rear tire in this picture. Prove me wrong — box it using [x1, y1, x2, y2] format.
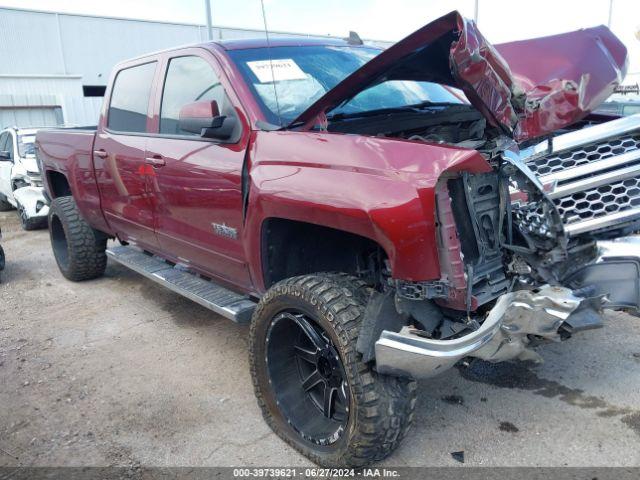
[249, 273, 417, 467]
[0, 196, 13, 212]
[48, 196, 107, 281]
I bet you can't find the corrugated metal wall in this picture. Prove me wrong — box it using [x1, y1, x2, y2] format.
[0, 6, 391, 128]
[0, 74, 95, 128]
[0, 7, 390, 86]
[56, 15, 204, 85]
[0, 106, 62, 128]
[0, 75, 83, 97]
[0, 9, 67, 75]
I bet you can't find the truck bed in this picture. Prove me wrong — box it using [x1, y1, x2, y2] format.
[36, 127, 109, 233]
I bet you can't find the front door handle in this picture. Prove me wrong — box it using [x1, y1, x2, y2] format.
[94, 149, 108, 159]
[145, 156, 166, 167]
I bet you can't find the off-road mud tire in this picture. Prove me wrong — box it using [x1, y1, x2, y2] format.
[249, 273, 417, 467]
[48, 196, 107, 281]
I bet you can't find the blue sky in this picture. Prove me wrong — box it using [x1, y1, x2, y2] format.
[0, 0, 638, 71]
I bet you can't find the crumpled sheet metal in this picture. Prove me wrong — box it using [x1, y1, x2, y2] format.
[375, 284, 600, 379]
[451, 14, 628, 142]
[291, 10, 627, 143]
[450, 15, 519, 138]
[472, 285, 584, 363]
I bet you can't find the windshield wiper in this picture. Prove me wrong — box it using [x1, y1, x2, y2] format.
[326, 101, 465, 122]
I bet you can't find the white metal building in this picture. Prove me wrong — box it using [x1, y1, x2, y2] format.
[0, 6, 390, 128]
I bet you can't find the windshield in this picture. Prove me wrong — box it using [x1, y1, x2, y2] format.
[18, 134, 36, 157]
[228, 45, 463, 125]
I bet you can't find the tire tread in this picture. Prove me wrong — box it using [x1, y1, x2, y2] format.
[249, 273, 416, 467]
[49, 196, 107, 281]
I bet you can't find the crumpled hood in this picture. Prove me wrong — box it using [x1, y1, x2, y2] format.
[291, 10, 628, 143]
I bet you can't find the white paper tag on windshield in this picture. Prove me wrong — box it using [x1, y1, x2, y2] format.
[247, 59, 307, 83]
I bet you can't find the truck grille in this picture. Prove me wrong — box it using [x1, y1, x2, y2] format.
[523, 114, 640, 236]
[527, 131, 640, 176]
[554, 177, 640, 226]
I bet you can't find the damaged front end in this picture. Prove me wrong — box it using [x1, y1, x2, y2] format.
[376, 286, 602, 379]
[294, 10, 636, 378]
[12, 186, 49, 226]
[371, 113, 640, 378]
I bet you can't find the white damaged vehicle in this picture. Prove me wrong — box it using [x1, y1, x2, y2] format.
[0, 127, 49, 230]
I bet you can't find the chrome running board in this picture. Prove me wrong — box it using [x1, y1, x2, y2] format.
[106, 245, 256, 323]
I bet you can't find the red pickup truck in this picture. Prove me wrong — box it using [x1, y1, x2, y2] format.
[37, 11, 640, 466]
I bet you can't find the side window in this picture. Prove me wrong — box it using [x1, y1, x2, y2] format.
[159, 56, 236, 136]
[107, 62, 157, 133]
[0, 133, 8, 153]
[5, 134, 14, 159]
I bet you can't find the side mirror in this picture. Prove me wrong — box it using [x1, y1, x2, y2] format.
[178, 100, 237, 141]
[0, 151, 11, 161]
[201, 116, 237, 141]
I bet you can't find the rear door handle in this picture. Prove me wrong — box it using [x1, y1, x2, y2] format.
[94, 149, 108, 159]
[145, 156, 166, 167]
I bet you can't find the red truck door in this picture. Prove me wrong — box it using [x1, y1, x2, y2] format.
[145, 52, 252, 290]
[93, 60, 160, 250]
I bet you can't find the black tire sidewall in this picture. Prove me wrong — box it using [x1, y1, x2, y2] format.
[251, 283, 359, 463]
[0, 197, 13, 212]
[49, 200, 72, 277]
[48, 196, 106, 281]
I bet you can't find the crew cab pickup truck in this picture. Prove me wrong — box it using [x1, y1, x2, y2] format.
[36, 11, 640, 467]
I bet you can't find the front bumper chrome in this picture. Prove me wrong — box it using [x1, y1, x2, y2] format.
[375, 285, 601, 379]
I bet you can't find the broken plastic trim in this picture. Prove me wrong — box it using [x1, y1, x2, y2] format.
[565, 236, 640, 313]
[374, 285, 602, 379]
[12, 186, 49, 221]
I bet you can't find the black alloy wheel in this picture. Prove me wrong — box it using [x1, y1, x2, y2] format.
[249, 273, 417, 467]
[266, 311, 349, 445]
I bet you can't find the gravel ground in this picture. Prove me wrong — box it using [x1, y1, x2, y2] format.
[1, 210, 640, 468]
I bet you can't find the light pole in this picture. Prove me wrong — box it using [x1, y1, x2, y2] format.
[205, 0, 213, 40]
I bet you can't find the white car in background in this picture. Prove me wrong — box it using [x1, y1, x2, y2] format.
[0, 127, 49, 230]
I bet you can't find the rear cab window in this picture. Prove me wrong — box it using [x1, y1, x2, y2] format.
[107, 62, 157, 133]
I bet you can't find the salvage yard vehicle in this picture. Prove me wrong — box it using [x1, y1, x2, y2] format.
[0, 127, 49, 230]
[36, 11, 640, 466]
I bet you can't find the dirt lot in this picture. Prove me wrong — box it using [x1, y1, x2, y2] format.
[1, 209, 640, 467]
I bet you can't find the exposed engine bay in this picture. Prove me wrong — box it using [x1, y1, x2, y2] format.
[328, 103, 497, 151]
[351, 110, 640, 378]
[293, 8, 635, 379]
